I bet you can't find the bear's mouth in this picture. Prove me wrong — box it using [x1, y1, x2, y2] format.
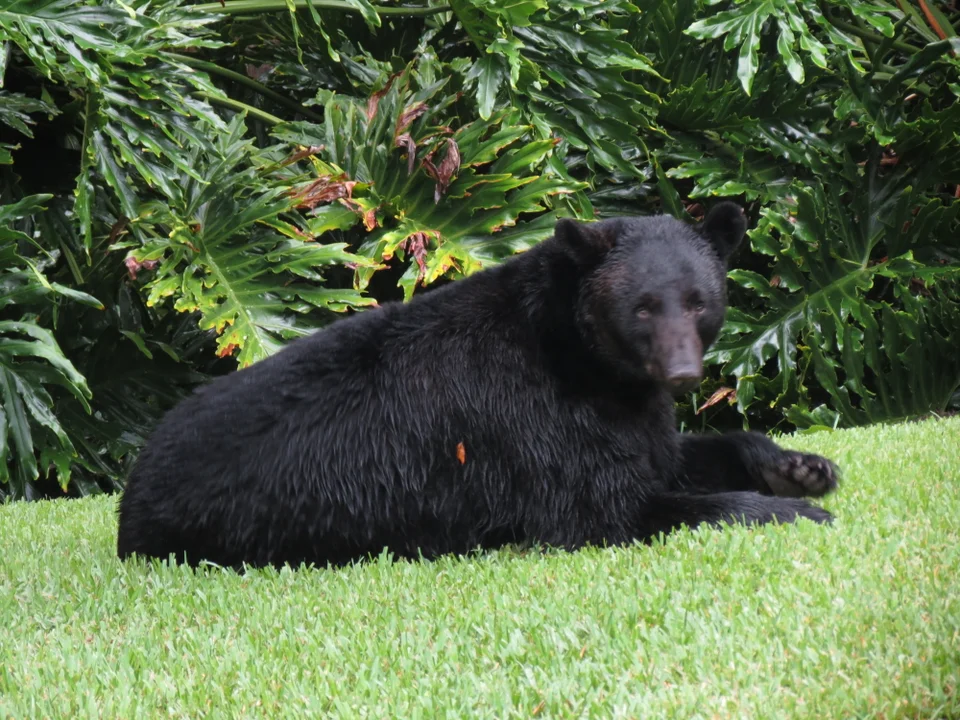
[643, 361, 703, 395]
[665, 374, 702, 395]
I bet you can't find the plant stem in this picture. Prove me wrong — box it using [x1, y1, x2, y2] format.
[76, 91, 97, 264]
[168, 53, 324, 123]
[197, 92, 284, 125]
[829, 17, 922, 54]
[916, 0, 951, 41]
[192, 0, 451, 17]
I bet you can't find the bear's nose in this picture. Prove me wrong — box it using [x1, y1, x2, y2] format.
[666, 371, 701, 394]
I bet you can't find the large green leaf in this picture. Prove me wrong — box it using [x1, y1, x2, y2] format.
[1, 0, 229, 251]
[684, 0, 898, 94]
[0, 91, 56, 136]
[450, 0, 661, 180]
[0, 304, 92, 496]
[127, 116, 377, 367]
[0, 195, 103, 498]
[709, 179, 960, 427]
[0, 0, 133, 84]
[274, 59, 584, 300]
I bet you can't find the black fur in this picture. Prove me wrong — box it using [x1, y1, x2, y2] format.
[116, 202, 838, 570]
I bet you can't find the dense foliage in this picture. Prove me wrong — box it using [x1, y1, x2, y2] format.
[1, 0, 958, 499]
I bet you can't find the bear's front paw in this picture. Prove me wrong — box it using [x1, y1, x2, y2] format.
[761, 452, 839, 499]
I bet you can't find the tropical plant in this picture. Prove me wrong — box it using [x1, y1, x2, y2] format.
[634, 0, 960, 430]
[0, 0, 958, 499]
[0, 0, 237, 498]
[0, 195, 96, 499]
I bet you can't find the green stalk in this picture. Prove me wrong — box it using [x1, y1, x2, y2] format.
[75, 90, 98, 264]
[192, 0, 451, 16]
[168, 53, 324, 123]
[850, 15, 879, 65]
[829, 17, 922, 54]
[872, 14, 914, 68]
[197, 92, 284, 125]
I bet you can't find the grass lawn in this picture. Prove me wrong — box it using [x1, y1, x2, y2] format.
[1, 417, 958, 718]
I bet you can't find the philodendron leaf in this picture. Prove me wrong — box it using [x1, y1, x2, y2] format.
[0, 318, 91, 494]
[275, 60, 583, 301]
[710, 180, 960, 428]
[130, 116, 378, 368]
[776, 18, 804, 84]
[453, 0, 661, 176]
[0, 0, 134, 84]
[465, 55, 506, 120]
[684, 0, 888, 92]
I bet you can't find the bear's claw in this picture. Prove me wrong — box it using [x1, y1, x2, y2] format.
[761, 452, 840, 499]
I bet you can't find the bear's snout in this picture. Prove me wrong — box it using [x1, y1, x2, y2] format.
[653, 319, 704, 395]
[665, 369, 702, 394]
[665, 364, 702, 393]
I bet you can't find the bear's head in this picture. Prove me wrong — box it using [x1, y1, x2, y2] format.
[555, 202, 747, 395]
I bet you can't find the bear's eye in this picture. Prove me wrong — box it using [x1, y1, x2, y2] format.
[636, 298, 657, 318]
[687, 294, 706, 315]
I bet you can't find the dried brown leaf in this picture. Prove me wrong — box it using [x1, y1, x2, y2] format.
[395, 101, 428, 136]
[245, 63, 274, 82]
[696, 387, 737, 414]
[284, 145, 326, 166]
[290, 175, 357, 210]
[124, 256, 159, 281]
[401, 230, 439, 284]
[108, 216, 129, 244]
[366, 72, 401, 122]
[396, 133, 417, 175]
[422, 139, 460, 204]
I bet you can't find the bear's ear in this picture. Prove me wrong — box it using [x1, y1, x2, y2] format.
[555, 217, 622, 263]
[699, 202, 747, 262]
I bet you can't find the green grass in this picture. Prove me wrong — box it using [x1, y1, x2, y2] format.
[1, 418, 959, 719]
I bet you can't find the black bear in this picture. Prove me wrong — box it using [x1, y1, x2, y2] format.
[116, 202, 838, 570]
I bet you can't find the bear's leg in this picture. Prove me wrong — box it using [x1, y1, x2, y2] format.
[635, 491, 833, 541]
[677, 431, 839, 498]
[116, 518, 193, 566]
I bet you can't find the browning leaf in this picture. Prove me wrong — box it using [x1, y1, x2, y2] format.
[456, 441, 466, 464]
[396, 133, 417, 175]
[401, 230, 439, 285]
[290, 175, 357, 209]
[362, 207, 377, 231]
[284, 145, 326, 166]
[245, 63, 274, 82]
[341, 198, 380, 231]
[697, 386, 737, 414]
[108, 216, 130, 244]
[395, 101, 428, 137]
[124, 256, 159, 281]
[422, 139, 461, 204]
[367, 72, 402, 121]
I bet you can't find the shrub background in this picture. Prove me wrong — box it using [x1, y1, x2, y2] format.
[1, 0, 958, 500]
